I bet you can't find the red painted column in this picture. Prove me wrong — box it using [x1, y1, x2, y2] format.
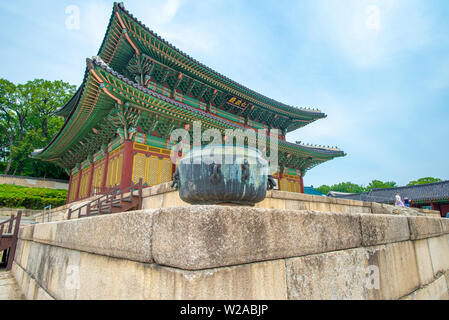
[102, 152, 110, 193]
[87, 162, 95, 197]
[120, 140, 134, 191]
[75, 170, 82, 201]
[66, 173, 73, 204]
[299, 172, 305, 194]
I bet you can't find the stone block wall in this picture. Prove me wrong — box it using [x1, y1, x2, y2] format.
[0, 175, 68, 190]
[11, 206, 449, 300]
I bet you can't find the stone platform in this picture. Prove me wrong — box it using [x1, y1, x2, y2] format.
[38, 183, 441, 223]
[11, 204, 449, 300]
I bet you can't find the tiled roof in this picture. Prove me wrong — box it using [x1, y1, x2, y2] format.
[329, 181, 449, 203]
[304, 187, 325, 196]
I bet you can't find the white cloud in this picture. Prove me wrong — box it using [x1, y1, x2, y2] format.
[309, 0, 432, 69]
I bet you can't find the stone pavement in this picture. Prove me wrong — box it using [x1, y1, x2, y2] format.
[0, 269, 25, 300]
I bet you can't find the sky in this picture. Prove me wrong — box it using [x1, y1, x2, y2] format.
[0, 0, 448, 188]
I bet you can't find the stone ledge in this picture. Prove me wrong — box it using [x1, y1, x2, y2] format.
[408, 216, 444, 240]
[360, 214, 410, 246]
[15, 240, 287, 300]
[18, 225, 35, 241]
[152, 206, 362, 270]
[24, 210, 156, 264]
[440, 219, 449, 234]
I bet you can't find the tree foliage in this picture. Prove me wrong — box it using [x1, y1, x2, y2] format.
[0, 78, 75, 179]
[0, 184, 67, 210]
[365, 180, 397, 191]
[407, 177, 442, 186]
[317, 177, 443, 195]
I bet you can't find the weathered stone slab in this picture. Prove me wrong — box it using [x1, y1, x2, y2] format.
[18, 225, 34, 241]
[440, 218, 449, 234]
[152, 206, 362, 270]
[286, 248, 371, 300]
[370, 202, 393, 215]
[414, 239, 435, 286]
[366, 241, 420, 300]
[32, 210, 155, 264]
[427, 235, 449, 276]
[32, 222, 58, 244]
[408, 216, 443, 240]
[15, 239, 287, 300]
[143, 259, 287, 300]
[402, 276, 449, 300]
[361, 214, 410, 246]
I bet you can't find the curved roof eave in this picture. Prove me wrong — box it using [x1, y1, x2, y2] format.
[31, 64, 91, 160]
[98, 2, 326, 122]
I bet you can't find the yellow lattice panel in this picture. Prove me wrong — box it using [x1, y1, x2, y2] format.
[148, 156, 159, 186]
[107, 155, 122, 188]
[79, 169, 91, 199]
[280, 178, 288, 192]
[160, 158, 172, 184]
[92, 163, 104, 192]
[69, 174, 79, 202]
[106, 158, 114, 187]
[294, 182, 300, 193]
[133, 153, 147, 184]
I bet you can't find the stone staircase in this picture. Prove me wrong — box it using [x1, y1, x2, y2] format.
[69, 179, 143, 220]
[0, 270, 25, 300]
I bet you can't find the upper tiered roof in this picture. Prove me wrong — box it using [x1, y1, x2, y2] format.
[55, 2, 326, 132]
[33, 3, 345, 172]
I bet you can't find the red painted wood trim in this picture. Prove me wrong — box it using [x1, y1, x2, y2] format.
[102, 152, 110, 191]
[299, 174, 305, 194]
[75, 170, 82, 201]
[87, 163, 95, 197]
[66, 174, 73, 204]
[120, 140, 134, 191]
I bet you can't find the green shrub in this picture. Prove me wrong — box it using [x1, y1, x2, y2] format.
[0, 184, 67, 210]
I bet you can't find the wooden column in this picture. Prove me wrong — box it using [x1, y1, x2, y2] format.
[120, 140, 134, 191]
[66, 173, 73, 204]
[101, 152, 110, 193]
[87, 162, 95, 197]
[75, 170, 82, 201]
[299, 172, 305, 194]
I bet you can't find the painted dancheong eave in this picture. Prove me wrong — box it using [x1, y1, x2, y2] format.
[33, 57, 345, 170]
[94, 2, 327, 132]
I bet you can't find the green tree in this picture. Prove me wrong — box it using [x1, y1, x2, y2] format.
[0, 79, 19, 174]
[0, 78, 75, 179]
[365, 180, 397, 191]
[330, 182, 365, 193]
[316, 185, 331, 195]
[317, 182, 365, 194]
[407, 177, 442, 186]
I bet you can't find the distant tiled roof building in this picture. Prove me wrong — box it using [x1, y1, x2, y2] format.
[328, 181, 449, 217]
[304, 186, 325, 196]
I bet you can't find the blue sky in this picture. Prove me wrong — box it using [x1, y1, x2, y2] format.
[0, 0, 448, 187]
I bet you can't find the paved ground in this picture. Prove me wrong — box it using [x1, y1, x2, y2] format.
[0, 269, 25, 300]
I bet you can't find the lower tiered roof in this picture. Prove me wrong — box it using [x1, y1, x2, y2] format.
[32, 57, 345, 173]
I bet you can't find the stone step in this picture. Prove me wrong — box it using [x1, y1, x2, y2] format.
[0, 270, 26, 300]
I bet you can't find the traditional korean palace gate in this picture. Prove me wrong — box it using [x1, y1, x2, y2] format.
[32, 3, 345, 204]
